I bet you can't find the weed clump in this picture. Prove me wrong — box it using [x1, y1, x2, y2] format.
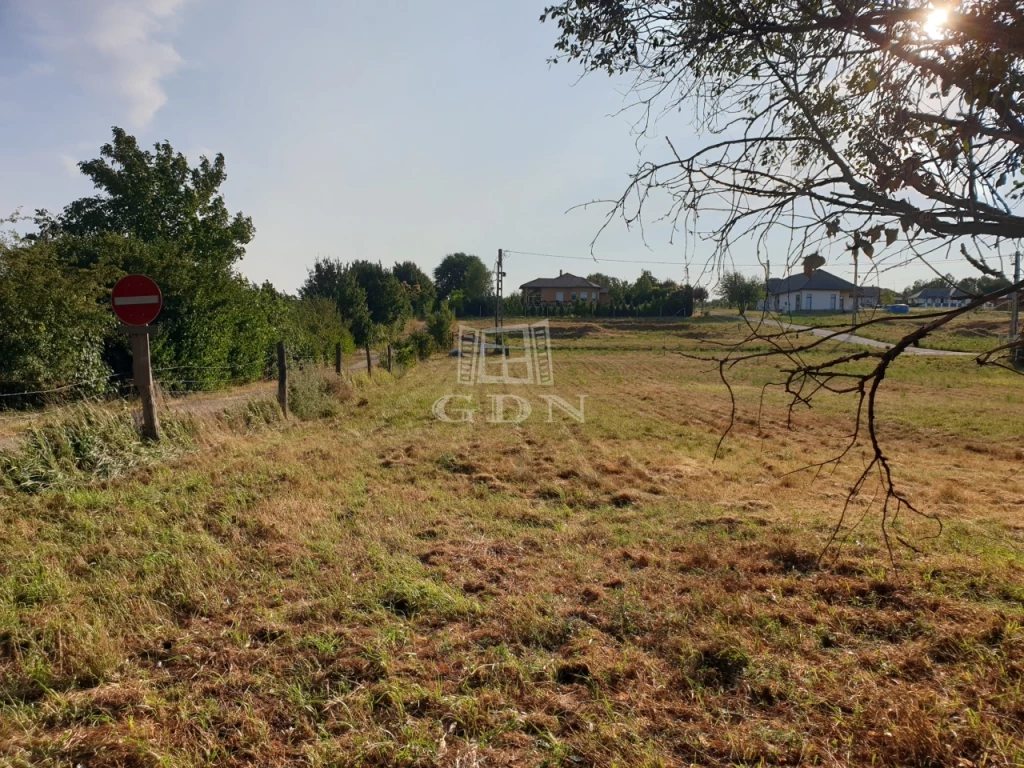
[288, 368, 352, 420]
[0, 402, 197, 492]
[221, 397, 281, 431]
[368, 574, 477, 621]
[684, 645, 750, 689]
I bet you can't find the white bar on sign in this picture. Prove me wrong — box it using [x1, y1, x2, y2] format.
[114, 296, 159, 305]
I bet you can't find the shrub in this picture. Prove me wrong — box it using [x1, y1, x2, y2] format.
[287, 368, 351, 421]
[427, 303, 455, 350]
[395, 345, 417, 368]
[408, 330, 435, 361]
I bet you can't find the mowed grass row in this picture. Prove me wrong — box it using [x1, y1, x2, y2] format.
[1, 328, 1023, 767]
[478, 310, 1013, 353]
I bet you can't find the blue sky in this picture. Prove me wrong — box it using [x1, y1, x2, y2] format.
[0, 1, 992, 295]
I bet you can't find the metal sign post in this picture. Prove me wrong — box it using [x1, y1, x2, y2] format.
[112, 275, 163, 440]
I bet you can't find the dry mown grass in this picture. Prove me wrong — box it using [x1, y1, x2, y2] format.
[1, 321, 1023, 767]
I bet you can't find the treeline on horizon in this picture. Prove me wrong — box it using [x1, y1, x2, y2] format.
[0, 129, 710, 402]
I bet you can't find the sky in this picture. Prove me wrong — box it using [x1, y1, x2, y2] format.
[0, 0, 1001, 295]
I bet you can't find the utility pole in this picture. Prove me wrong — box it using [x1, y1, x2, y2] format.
[1012, 251, 1021, 364]
[277, 342, 288, 419]
[852, 254, 859, 325]
[495, 248, 505, 345]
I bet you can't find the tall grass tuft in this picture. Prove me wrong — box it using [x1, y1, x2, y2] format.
[288, 367, 352, 421]
[0, 402, 198, 492]
[220, 397, 282, 432]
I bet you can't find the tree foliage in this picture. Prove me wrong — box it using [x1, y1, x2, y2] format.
[717, 272, 764, 315]
[1, 130, 338, 395]
[427, 302, 456, 350]
[300, 258, 410, 348]
[543, 1, 1024, 256]
[34, 127, 254, 269]
[393, 261, 437, 318]
[0, 239, 114, 394]
[434, 253, 493, 314]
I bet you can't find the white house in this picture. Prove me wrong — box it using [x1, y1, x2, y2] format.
[907, 286, 971, 308]
[765, 269, 857, 312]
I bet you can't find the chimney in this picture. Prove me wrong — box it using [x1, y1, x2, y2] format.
[559, 269, 563, 276]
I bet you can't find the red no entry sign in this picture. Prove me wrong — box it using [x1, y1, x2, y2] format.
[111, 274, 163, 326]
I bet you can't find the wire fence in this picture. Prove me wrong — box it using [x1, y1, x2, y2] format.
[0, 347, 347, 411]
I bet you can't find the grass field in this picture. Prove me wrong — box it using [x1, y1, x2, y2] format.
[773, 308, 1013, 352]
[2, 318, 1023, 767]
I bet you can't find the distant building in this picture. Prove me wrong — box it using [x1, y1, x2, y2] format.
[765, 269, 857, 312]
[520, 272, 609, 305]
[907, 287, 971, 308]
[858, 286, 882, 308]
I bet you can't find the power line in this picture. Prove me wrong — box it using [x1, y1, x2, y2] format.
[505, 247, 982, 274]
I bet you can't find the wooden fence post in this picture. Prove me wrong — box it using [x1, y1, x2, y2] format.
[129, 328, 161, 440]
[335, 342, 342, 376]
[365, 345, 372, 375]
[277, 341, 288, 418]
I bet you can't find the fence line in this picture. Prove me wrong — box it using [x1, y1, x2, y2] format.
[0, 372, 133, 400]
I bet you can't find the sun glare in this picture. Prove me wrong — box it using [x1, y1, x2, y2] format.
[924, 7, 949, 39]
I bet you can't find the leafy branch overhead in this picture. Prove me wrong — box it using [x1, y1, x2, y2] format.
[543, 0, 1024, 555]
[542, 0, 1024, 253]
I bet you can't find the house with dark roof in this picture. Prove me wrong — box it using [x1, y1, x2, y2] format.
[858, 286, 882, 308]
[765, 269, 857, 312]
[907, 286, 971, 308]
[520, 272, 609, 305]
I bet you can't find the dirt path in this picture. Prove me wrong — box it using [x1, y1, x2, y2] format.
[759, 318, 973, 357]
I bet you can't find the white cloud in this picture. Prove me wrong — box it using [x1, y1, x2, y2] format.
[13, 0, 191, 127]
[58, 153, 80, 178]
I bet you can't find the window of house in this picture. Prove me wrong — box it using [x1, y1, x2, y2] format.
[570, 293, 577, 301]
[555, 291, 564, 302]
[830, 294, 836, 310]
[580, 291, 588, 300]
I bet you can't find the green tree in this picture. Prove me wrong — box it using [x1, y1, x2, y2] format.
[338, 275, 373, 349]
[717, 272, 764, 315]
[957, 275, 1011, 297]
[300, 259, 375, 347]
[34, 127, 253, 269]
[278, 295, 355, 364]
[463, 259, 493, 316]
[693, 286, 709, 313]
[0, 239, 113, 395]
[393, 261, 437, 317]
[588, 273, 627, 305]
[879, 288, 899, 306]
[631, 270, 658, 305]
[447, 289, 466, 318]
[347, 260, 411, 332]
[22, 129, 273, 391]
[434, 253, 492, 309]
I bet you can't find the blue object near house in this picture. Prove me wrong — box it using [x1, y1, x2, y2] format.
[885, 304, 910, 314]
